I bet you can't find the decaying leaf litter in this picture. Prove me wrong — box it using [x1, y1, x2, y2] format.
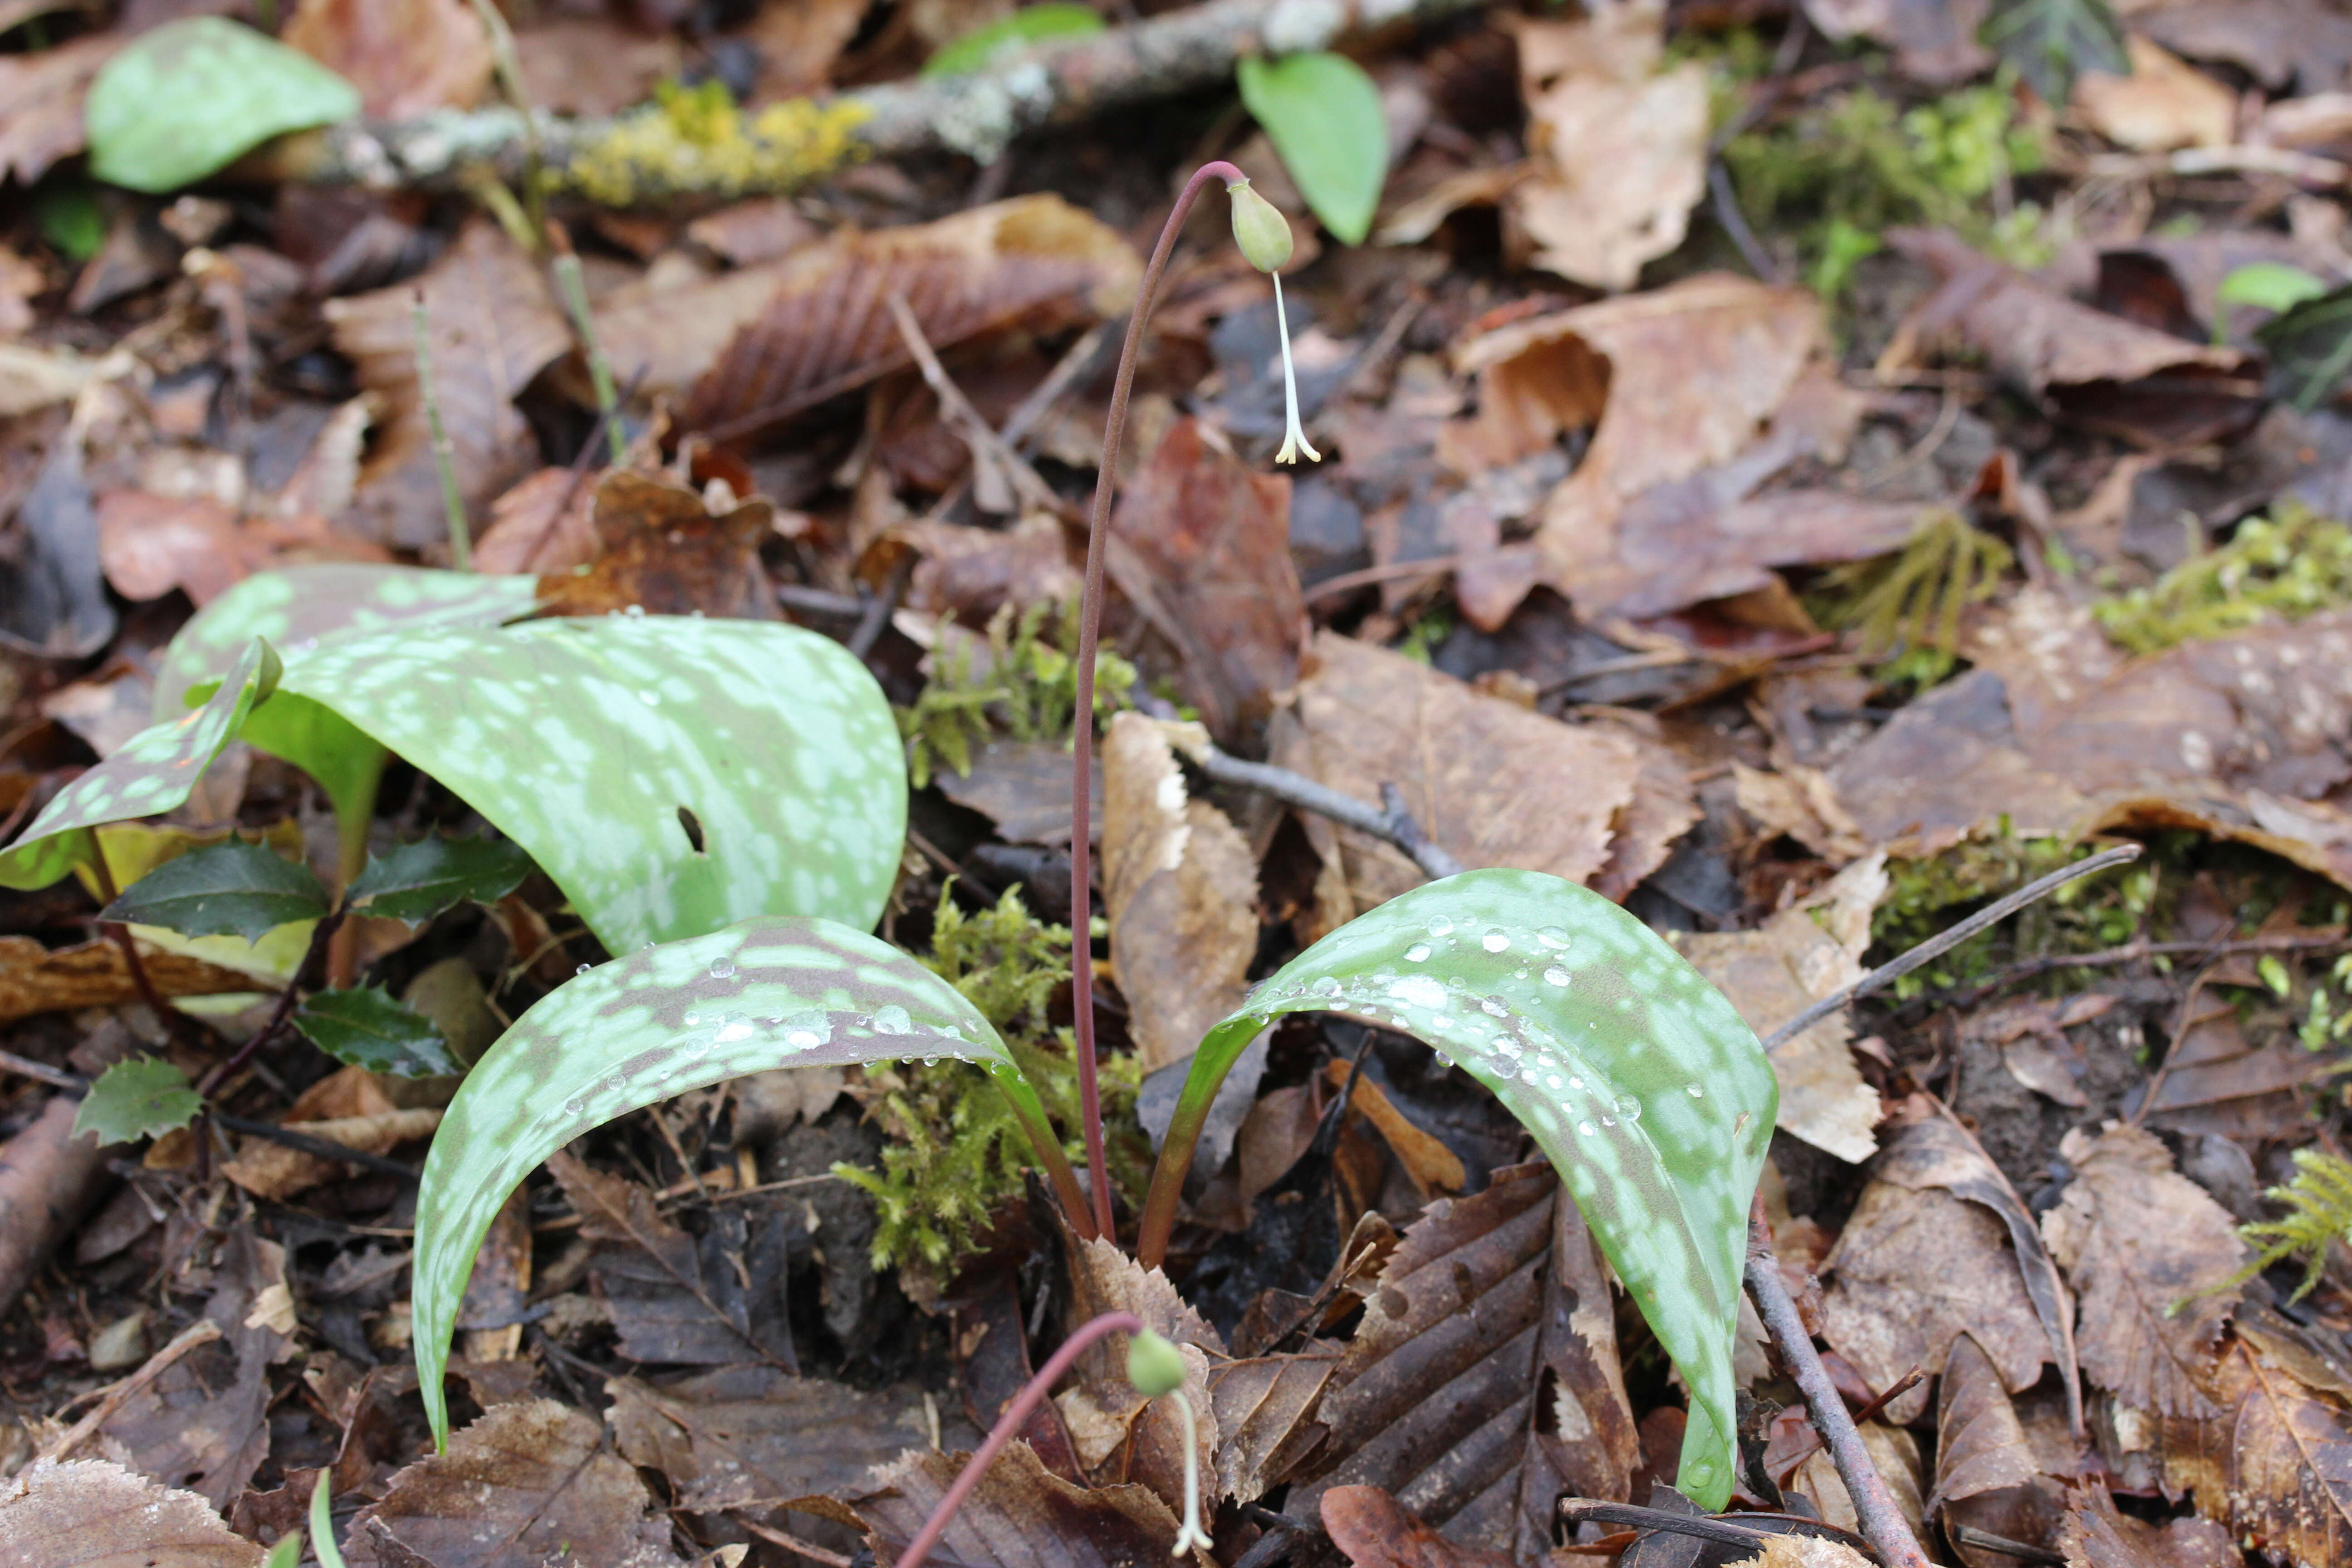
[10, 0, 2352, 1565]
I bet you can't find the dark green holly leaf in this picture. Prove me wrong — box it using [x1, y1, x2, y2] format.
[1981, 0, 2128, 105]
[101, 839, 329, 942]
[73, 1058, 202, 1147]
[2258, 284, 2352, 411]
[294, 987, 458, 1078]
[348, 837, 535, 926]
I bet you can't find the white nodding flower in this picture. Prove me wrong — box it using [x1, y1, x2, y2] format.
[1167, 1388, 1214, 1557]
[1270, 272, 1320, 466]
[1226, 177, 1320, 467]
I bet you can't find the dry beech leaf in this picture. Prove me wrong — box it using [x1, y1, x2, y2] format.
[1318, 1058, 1467, 1198]
[733, 0, 866, 101]
[680, 195, 1140, 442]
[220, 1107, 440, 1201]
[1934, 1334, 2088, 1568]
[849, 1439, 1187, 1568]
[0, 1457, 260, 1568]
[1672, 854, 1888, 1163]
[1730, 1536, 1879, 1568]
[2040, 1124, 2245, 1419]
[1061, 1236, 1223, 1514]
[2057, 1481, 2239, 1568]
[0, 935, 257, 1023]
[1797, 0, 1990, 82]
[94, 490, 264, 606]
[1107, 420, 1304, 745]
[608, 1366, 936, 1512]
[2073, 37, 2236, 153]
[1103, 713, 1260, 1075]
[1320, 1484, 1523, 1568]
[344, 1398, 687, 1568]
[1210, 1347, 1340, 1504]
[936, 737, 1099, 847]
[473, 467, 598, 576]
[0, 35, 115, 186]
[324, 220, 571, 551]
[512, 17, 681, 116]
[1784, 1422, 1925, 1544]
[900, 512, 1080, 622]
[1285, 1161, 1639, 1554]
[283, 0, 492, 119]
[1509, 2, 1708, 291]
[534, 468, 779, 620]
[1269, 632, 1649, 934]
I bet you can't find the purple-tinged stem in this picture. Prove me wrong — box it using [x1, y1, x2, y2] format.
[1067, 159, 1245, 1243]
[891, 1310, 1146, 1568]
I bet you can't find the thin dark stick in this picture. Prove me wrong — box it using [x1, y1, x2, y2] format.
[775, 585, 870, 620]
[1709, 161, 1782, 283]
[849, 554, 916, 662]
[1951, 1527, 2063, 1564]
[1066, 160, 1244, 1242]
[84, 841, 194, 1049]
[1745, 1214, 1931, 1568]
[1380, 782, 1463, 881]
[1760, 843, 2143, 1052]
[1181, 736, 1462, 878]
[1557, 1501, 1872, 1558]
[196, 911, 343, 1101]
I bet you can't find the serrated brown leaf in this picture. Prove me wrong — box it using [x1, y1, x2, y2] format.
[1320, 1484, 1523, 1568]
[0, 1458, 260, 1568]
[849, 1440, 1188, 1568]
[1060, 1236, 1223, 1513]
[1210, 1348, 1339, 1503]
[533, 468, 778, 620]
[607, 1365, 938, 1512]
[343, 1397, 687, 1568]
[1284, 1161, 1638, 1555]
[473, 467, 598, 576]
[681, 195, 1138, 443]
[2040, 1125, 2244, 1420]
[2057, 1481, 2239, 1568]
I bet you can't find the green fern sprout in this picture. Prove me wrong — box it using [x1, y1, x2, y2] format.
[1813, 511, 2015, 686]
[2232, 1147, 2352, 1301]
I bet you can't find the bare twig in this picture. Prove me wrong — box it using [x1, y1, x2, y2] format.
[886, 289, 1065, 517]
[1171, 729, 1464, 880]
[1303, 553, 1464, 603]
[1761, 843, 2144, 1052]
[1709, 161, 1782, 283]
[849, 554, 916, 662]
[412, 292, 471, 571]
[1558, 1500, 1875, 1559]
[44, 1319, 224, 1460]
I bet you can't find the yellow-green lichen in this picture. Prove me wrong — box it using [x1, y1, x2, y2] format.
[561, 82, 874, 206]
[2092, 505, 2352, 656]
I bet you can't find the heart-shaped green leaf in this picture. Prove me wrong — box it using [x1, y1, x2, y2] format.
[86, 17, 362, 194]
[1147, 869, 1775, 1510]
[409, 915, 1081, 1447]
[924, 1, 1105, 75]
[100, 838, 329, 942]
[348, 836, 536, 926]
[294, 986, 457, 1078]
[73, 1058, 202, 1147]
[1236, 52, 1389, 246]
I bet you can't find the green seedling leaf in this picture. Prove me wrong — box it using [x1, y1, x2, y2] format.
[34, 180, 107, 262]
[1237, 51, 1388, 246]
[1155, 870, 1774, 1510]
[0, 638, 280, 892]
[2258, 284, 2352, 411]
[73, 1058, 202, 1147]
[100, 838, 329, 942]
[154, 564, 539, 721]
[312, 1467, 345, 1568]
[1980, 0, 2128, 107]
[409, 915, 1075, 1446]
[923, 2, 1105, 76]
[260, 617, 906, 953]
[348, 836, 536, 926]
[85, 17, 362, 194]
[294, 986, 458, 1078]
[2215, 261, 2328, 317]
[263, 1528, 304, 1568]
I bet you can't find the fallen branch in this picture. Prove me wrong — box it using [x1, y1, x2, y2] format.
[244, 0, 1487, 200]
[43, 1318, 225, 1460]
[0, 1093, 114, 1319]
[1168, 726, 1465, 880]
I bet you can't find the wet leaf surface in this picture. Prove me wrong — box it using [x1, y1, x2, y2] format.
[0, 1457, 264, 1567]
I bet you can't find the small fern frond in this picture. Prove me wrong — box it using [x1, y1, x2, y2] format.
[2233, 1147, 2352, 1301]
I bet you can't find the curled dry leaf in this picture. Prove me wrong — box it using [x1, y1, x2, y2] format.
[0, 1457, 260, 1568]
[283, 0, 493, 119]
[533, 468, 779, 621]
[1210, 1344, 1340, 1505]
[472, 467, 598, 576]
[1934, 1333, 2087, 1568]
[608, 1365, 940, 1512]
[2039, 1124, 2245, 1419]
[849, 1440, 1189, 1568]
[0, 935, 258, 1023]
[1103, 714, 1260, 1075]
[1320, 1484, 1522, 1568]
[94, 490, 264, 607]
[2073, 37, 2237, 153]
[1284, 1161, 1639, 1554]
[220, 1107, 441, 1201]
[1671, 854, 1888, 1163]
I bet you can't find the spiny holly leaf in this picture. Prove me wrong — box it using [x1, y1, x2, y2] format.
[410, 915, 1077, 1447]
[73, 1058, 202, 1147]
[2257, 284, 2352, 412]
[259, 617, 906, 954]
[85, 17, 360, 194]
[1152, 870, 1774, 1511]
[153, 564, 539, 721]
[100, 839, 329, 942]
[1237, 52, 1389, 246]
[294, 986, 457, 1078]
[348, 837, 536, 926]
[0, 639, 280, 892]
[1980, 0, 2128, 106]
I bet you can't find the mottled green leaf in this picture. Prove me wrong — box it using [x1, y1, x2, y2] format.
[1980, 0, 2128, 105]
[924, 1, 1104, 75]
[1237, 52, 1389, 246]
[0, 639, 280, 892]
[348, 836, 535, 926]
[262, 617, 905, 953]
[100, 838, 328, 942]
[154, 565, 539, 722]
[1153, 870, 1774, 1510]
[410, 916, 1071, 1446]
[73, 1058, 202, 1147]
[2258, 283, 2352, 412]
[294, 986, 457, 1078]
[85, 17, 361, 194]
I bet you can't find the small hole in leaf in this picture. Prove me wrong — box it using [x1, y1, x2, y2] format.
[677, 805, 707, 855]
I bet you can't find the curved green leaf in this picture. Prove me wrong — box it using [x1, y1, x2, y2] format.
[294, 986, 456, 1078]
[348, 836, 535, 926]
[85, 17, 361, 194]
[1156, 870, 1774, 1510]
[73, 1058, 201, 1147]
[0, 638, 280, 891]
[410, 915, 1071, 1446]
[1236, 52, 1389, 246]
[924, 1, 1105, 75]
[101, 838, 329, 941]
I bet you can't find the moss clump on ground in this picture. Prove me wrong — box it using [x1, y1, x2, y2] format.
[1812, 511, 2014, 690]
[1873, 828, 2158, 996]
[897, 597, 1137, 789]
[2093, 506, 2352, 656]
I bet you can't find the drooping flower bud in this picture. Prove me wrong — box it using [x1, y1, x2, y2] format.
[1126, 1328, 1188, 1397]
[1226, 179, 1294, 274]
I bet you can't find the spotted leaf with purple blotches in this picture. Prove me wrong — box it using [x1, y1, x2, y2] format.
[1152, 870, 1774, 1510]
[409, 916, 1079, 1447]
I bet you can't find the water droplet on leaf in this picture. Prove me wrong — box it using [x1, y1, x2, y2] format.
[708, 958, 737, 980]
[1616, 1096, 1642, 1122]
[1310, 975, 1341, 997]
[1404, 943, 1431, 962]
[1482, 930, 1510, 953]
[871, 1004, 911, 1035]
[1426, 915, 1455, 936]
[1544, 966, 1571, 987]
[1578, 1120, 1596, 1136]
[1687, 1083, 1705, 1098]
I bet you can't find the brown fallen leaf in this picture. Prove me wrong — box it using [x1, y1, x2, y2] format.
[220, 1107, 440, 1201]
[936, 737, 1099, 846]
[1731, 1536, 1880, 1568]
[93, 490, 264, 606]
[2138, 0, 2352, 97]
[283, 0, 492, 119]
[1103, 714, 1260, 1076]
[325, 221, 571, 551]
[1320, 1484, 1522, 1568]
[849, 1438, 1188, 1568]
[1798, 0, 1990, 83]
[0, 935, 258, 1023]
[1059, 1236, 1224, 1515]
[344, 1397, 688, 1568]
[1509, 3, 1708, 291]
[731, 0, 866, 101]
[458, 1190, 529, 1364]
[512, 16, 681, 115]
[1784, 1422, 1926, 1544]
[1285, 1161, 1638, 1553]
[533, 467, 779, 620]
[0, 1457, 261, 1568]
[902, 513, 1081, 623]
[2073, 37, 2237, 153]
[0, 35, 114, 186]
[1269, 632, 1650, 934]
[1672, 853, 1888, 1163]
[0, 1095, 114, 1318]
[2057, 1481, 2239, 1568]
[1934, 1334, 2088, 1568]
[687, 198, 823, 268]
[2040, 1124, 2245, 1419]
[1208, 1345, 1339, 1504]
[681, 195, 1139, 442]
[1318, 1058, 1467, 1198]
[608, 1365, 938, 1512]
[471, 466, 598, 575]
